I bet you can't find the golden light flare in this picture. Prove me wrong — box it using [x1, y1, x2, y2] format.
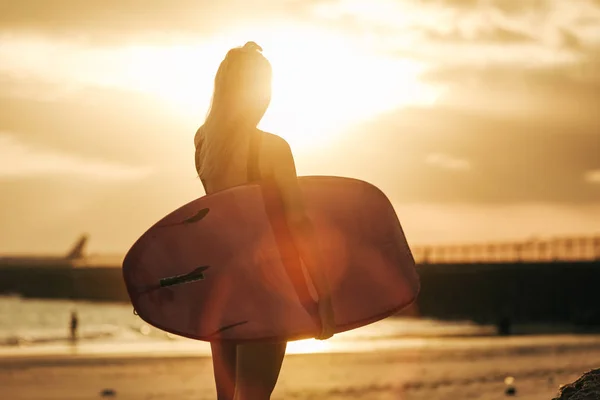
[105, 24, 440, 150]
[252, 25, 440, 150]
[286, 337, 332, 354]
[0, 23, 441, 151]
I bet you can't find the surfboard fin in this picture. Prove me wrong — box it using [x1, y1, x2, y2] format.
[157, 208, 210, 228]
[159, 265, 210, 288]
[183, 208, 210, 224]
[207, 320, 249, 337]
[136, 266, 210, 295]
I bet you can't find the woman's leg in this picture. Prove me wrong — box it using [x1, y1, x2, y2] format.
[211, 342, 238, 400]
[233, 341, 287, 400]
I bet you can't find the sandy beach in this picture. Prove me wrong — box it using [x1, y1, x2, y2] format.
[3, 334, 600, 400]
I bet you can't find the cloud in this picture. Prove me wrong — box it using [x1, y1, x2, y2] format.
[0, 35, 219, 114]
[395, 201, 600, 245]
[0, 0, 303, 41]
[560, 28, 584, 51]
[304, 0, 599, 68]
[0, 78, 198, 169]
[318, 105, 600, 204]
[418, 0, 557, 16]
[1, 0, 598, 204]
[0, 133, 152, 181]
[423, 26, 535, 44]
[585, 170, 600, 184]
[425, 153, 471, 171]
[5, 0, 596, 54]
[421, 51, 600, 125]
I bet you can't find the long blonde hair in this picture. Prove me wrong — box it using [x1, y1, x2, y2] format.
[195, 41, 272, 179]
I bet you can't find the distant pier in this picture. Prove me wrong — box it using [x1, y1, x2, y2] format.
[412, 234, 600, 264]
[1, 234, 599, 327]
[412, 234, 600, 328]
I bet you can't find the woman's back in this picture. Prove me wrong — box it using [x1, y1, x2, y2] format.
[195, 128, 290, 195]
[195, 128, 252, 194]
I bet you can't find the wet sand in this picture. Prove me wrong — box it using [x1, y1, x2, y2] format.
[2, 336, 600, 400]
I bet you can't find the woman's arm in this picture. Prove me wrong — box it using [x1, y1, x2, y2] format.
[268, 137, 332, 303]
[265, 135, 335, 339]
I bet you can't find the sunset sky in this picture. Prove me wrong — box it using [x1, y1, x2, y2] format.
[1, 0, 599, 254]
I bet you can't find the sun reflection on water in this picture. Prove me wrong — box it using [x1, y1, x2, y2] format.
[286, 338, 333, 354]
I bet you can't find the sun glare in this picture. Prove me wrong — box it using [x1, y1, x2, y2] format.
[286, 338, 332, 354]
[110, 24, 439, 149]
[1, 24, 440, 151]
[255, 26, 438, 150]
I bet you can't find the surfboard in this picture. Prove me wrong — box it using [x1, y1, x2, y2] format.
[122, 176, 419, 342]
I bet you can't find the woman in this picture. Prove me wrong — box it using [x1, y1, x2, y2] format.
[194, 41, 336, 400]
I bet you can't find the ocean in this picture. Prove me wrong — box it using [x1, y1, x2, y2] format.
[0, 295, 502, 355]
[4, 295, 600, 362]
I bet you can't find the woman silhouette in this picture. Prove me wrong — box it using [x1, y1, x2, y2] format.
[194, 41, 336, 400]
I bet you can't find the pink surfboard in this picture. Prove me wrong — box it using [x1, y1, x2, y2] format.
[122, 176, 419, 342]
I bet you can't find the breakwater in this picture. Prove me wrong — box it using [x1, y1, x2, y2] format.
[1, 234, 599, 326]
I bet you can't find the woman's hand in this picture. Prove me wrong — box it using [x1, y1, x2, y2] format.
[315, 298, 335, 340]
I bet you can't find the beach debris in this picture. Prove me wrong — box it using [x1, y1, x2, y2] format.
[139, 324, 151, 336]
[504, 376, 516, 396]
[553, 368, 600, 400]
[100, 388, 116, 397]
[505, 386, 517, 396]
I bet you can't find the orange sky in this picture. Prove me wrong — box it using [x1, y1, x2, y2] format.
[0, 0, 599, 254]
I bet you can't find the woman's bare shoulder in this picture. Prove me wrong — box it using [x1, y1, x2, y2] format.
[194, 127, 203, 144]
[259, 130, 291, 153]
[257, 131, 294, 177]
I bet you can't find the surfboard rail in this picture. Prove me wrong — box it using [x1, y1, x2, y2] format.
[122, 176, 420, 342]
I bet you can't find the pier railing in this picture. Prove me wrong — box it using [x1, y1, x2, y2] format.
[411, 234, 600, 264]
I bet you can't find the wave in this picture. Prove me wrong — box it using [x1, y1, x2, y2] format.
[0, 324, 121, 347]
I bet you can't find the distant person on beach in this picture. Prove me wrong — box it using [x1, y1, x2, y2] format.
[70, 310, 79, 342]
[194, 41, 335, 399]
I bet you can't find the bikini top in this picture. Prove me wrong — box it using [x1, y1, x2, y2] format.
[194, 129, 263, 193]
